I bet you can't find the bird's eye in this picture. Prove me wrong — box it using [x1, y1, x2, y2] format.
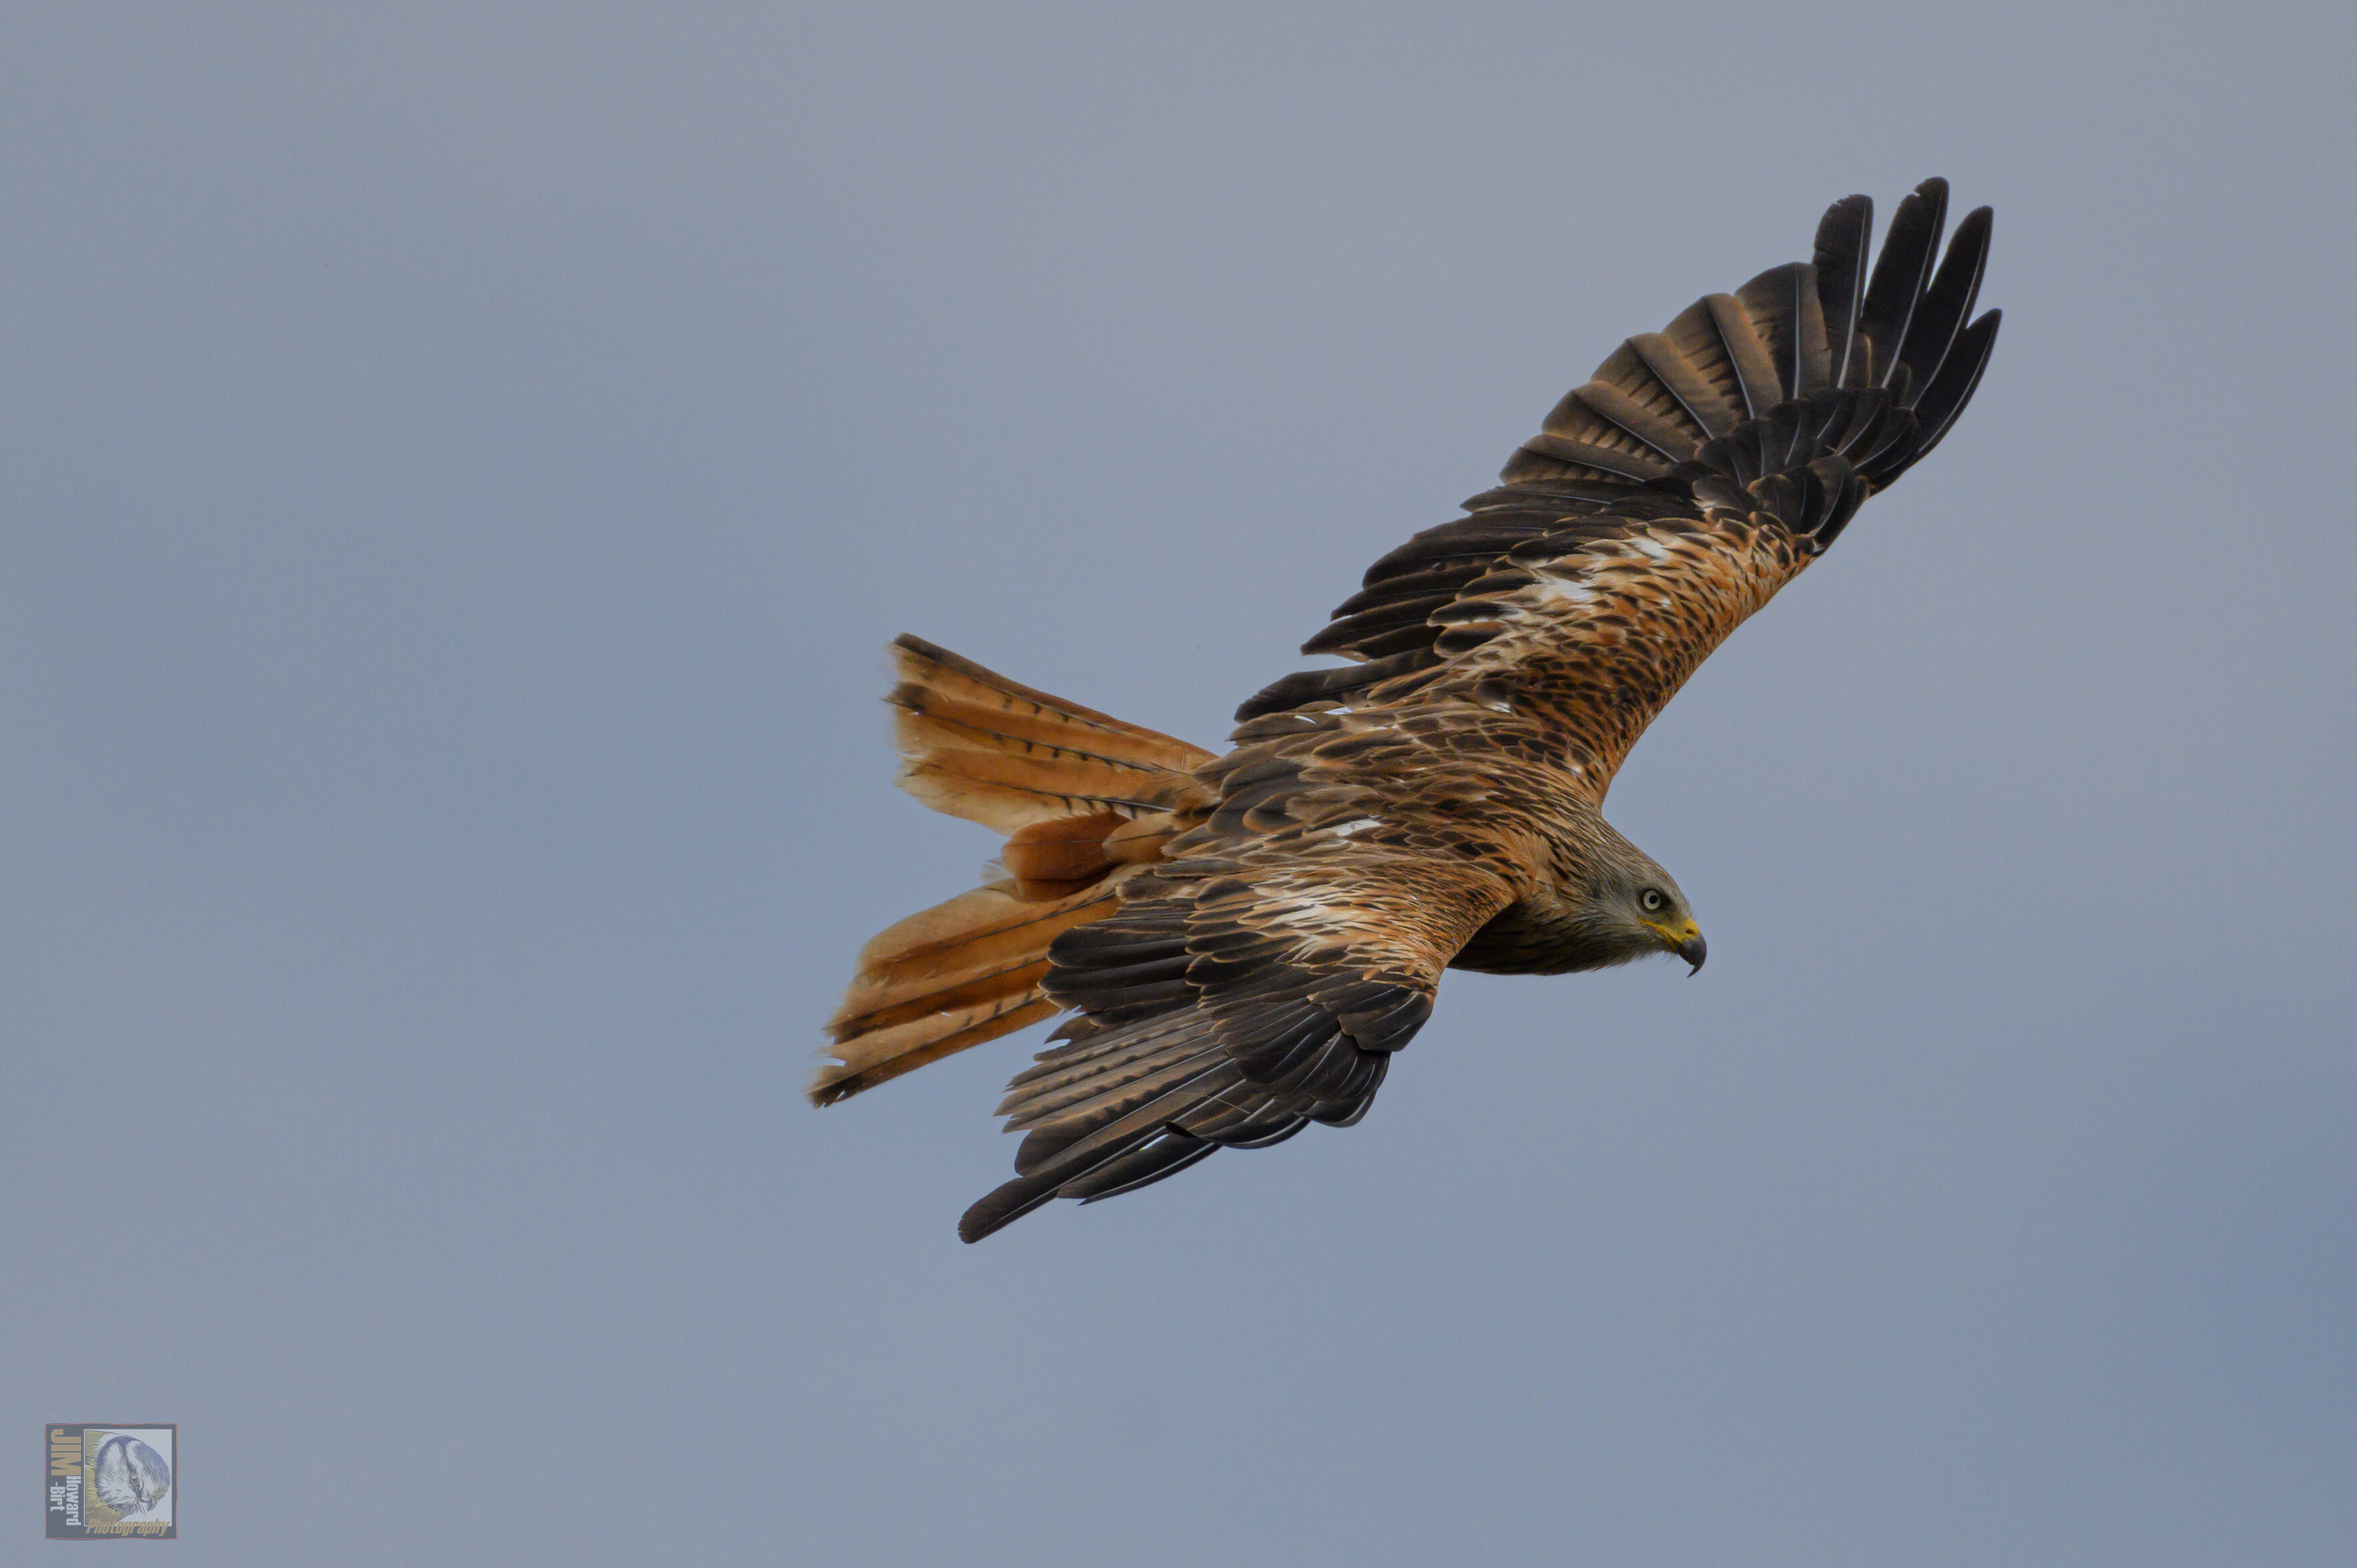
[1640, 888, 1665, 912]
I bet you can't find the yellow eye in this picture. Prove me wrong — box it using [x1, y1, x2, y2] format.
[1640, 889, 1665, 912]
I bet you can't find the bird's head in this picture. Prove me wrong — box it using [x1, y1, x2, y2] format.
[1581, 832, 1706, 975]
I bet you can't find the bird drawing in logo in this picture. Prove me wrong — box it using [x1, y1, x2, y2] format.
[91, 1434, 170, 1519]
[815, 180, 2000, 1242]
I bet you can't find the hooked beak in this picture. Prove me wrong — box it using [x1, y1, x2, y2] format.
[1675, 931, 1707, 975]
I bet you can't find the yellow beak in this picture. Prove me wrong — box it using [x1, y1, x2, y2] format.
[1651, 919, 1706, 975]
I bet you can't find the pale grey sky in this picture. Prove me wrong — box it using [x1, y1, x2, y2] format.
[5, 3, 2352, 1564]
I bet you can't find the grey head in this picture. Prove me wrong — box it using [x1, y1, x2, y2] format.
[1571, 820, 1707, 975]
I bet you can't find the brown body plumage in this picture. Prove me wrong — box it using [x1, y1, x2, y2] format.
[815, 180, 2001, 1241]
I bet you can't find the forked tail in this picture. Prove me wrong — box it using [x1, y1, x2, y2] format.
[810, 636, 1214, 1105]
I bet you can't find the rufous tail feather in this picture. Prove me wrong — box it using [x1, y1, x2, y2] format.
[810, 637, 1214, 1104]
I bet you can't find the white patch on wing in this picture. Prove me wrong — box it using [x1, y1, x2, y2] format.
[1532, 576, 1598, 608]
[1328, 818, 1383, 838]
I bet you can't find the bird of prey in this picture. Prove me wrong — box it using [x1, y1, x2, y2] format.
[816, 179, 1999, 1242]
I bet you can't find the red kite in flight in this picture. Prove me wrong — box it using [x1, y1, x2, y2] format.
[816, 180, 1999, 1242]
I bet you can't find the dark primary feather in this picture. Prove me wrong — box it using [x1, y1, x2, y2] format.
[1814, 194, 1872, 388]
[1856, 179, 1948, 388]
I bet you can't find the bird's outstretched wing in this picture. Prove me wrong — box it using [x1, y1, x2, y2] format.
[1240, 178, 1999, 793]
[959, 822, 1520, 1242]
